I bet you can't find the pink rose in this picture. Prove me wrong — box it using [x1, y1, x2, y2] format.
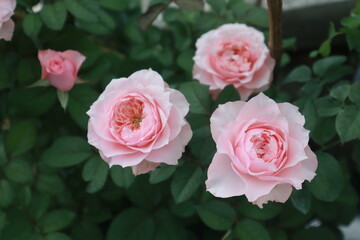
[206, 93, 317, 207]
[193, 23, 275, 100]
[38, 49, 86, 92]
[0, 0, 16, 41]
[87, 69, 192, 175]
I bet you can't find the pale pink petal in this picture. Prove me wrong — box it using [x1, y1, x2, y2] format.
[0, 19, 14, 41]
[48, 59, 76, 91]
[60, 50, 86, 75]
[168, 88, 189, 116]
[210, 101, 245, 141]
[302, 146, 318, 181]
[146, 123, 192, 165]
[107, 152, 147, 168]
[206, 153, 246, 198]
[239, 173, 278, 202]
[132, 161, 160, 176]
[253, 184, 293, 208]
[278, 103, 309, 147]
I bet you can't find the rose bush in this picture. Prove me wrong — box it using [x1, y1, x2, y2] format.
[38, 49, 86, 91]
[207, 93, 318, 207]
[0, 0, 16, 41]
[193, 23, 275, 100]
[87, 69, 192, 175]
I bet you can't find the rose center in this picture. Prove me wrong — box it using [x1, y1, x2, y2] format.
[250, 131, 278, 162]
[218, 42, 253, 72]
[49, 59, 64, 73]
[112, 97, 144, 133]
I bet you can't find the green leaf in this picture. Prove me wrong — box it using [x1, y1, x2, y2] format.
[341, 15, 360, 28]
[350, 82, 360, 105]
[57, 90, 69, 110]
[0, 180, 13, 207]
[10, 88, 57, 117]
[189, 126, 216, 165]
[169, 199, 196, 218]
[23, 13, 42, 37]
[46, 233, 71, 240]
[5, 120, 37, 156]
[215, 85, 240, 105]
[174, 0, 204, 11]
[75, 10, 116, 35]
[245, 7, 269, 28]
[40, 210, 75, 233]
[179, 82, 211, 115]
[234, 219, 271, 240]
[283, 65, 312, 84]
[36, 174, 65, 195]
[0, 211, 6, 232]
[319, 39, 332, 57]
[335, 105, 360, 143]
[72, 222, 103, 240]
[154, 209, 187, 240]
[237, 198, 282, 221]
[196, 200, 236, 231]
[17, 58, 41, 85]
[40, 2, 67, 30]
[107, 208, 154, 240]
[313, 56, 346, 77]
[29, 194, 51, 220]
[82, 156, 109, 193]
[171, 164, 203, 203]
[99, 0, 127, 10]
[0, 141, 7, 166]
[308, 152, 344, 202]
[207, 0, 226, 13]
[64, 0, 99, 22]
[311, 117, 336, 145]
[292, 227, 337, 240]
[176, 49, 195, 74]
[149, 165, 177, 184]
[330, 82, 351, 102]
[315, 96, 342, 117]
[42, 136, 91, 168]
[4, 159, 33, 184]
[139, 3, 168, 31]
[68, 86, 99, 130]
[110, 165, 135, 188]
[290, 187, 312, 214]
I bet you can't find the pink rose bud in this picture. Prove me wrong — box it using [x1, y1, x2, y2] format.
[207, 93, 318, 208]
[193, 23, 275, 100]
[38, 49, 86, 91]
[0, 0, 16, 41]
[87, 69, 193, 175]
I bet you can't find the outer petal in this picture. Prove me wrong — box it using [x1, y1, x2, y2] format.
[206, 153, 246, 198]
[60, 50, 86, 75]
[145, 123, 192, 165]
[210, 101, 245, 141]
[0, 19, 14, 41]
[278, 102, 309, 148]
[48, 59, 76, 91]
[253, 184, 293, 208]
[132, 161, 160, 176]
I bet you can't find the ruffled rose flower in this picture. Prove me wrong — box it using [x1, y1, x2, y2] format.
[193, 23, 275, 100]
[87, 69, 192, 175]
[38, 49, 86, 91]
[0, 0, 16, 41]
[206, 93, 317, 207]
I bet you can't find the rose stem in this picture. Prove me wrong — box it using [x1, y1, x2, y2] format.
[267, 0, 283, 61]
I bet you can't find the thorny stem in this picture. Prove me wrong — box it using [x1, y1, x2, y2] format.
[267, 0, 283, 61]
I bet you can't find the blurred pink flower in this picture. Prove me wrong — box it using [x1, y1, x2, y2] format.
[0, 0, 16, 41]
[38, 49, 86, 91]
[193, 23, 275, 100]
[87, 69, 192, 175]
[207, 93, 317, 207]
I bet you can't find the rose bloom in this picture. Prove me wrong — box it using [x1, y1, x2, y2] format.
[206, 93, 317, 207]
[0, 0, 16, 41]
[87, 69, 192, 175]
[38, 49, 86, 91]
[193, 23, 275, 101]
